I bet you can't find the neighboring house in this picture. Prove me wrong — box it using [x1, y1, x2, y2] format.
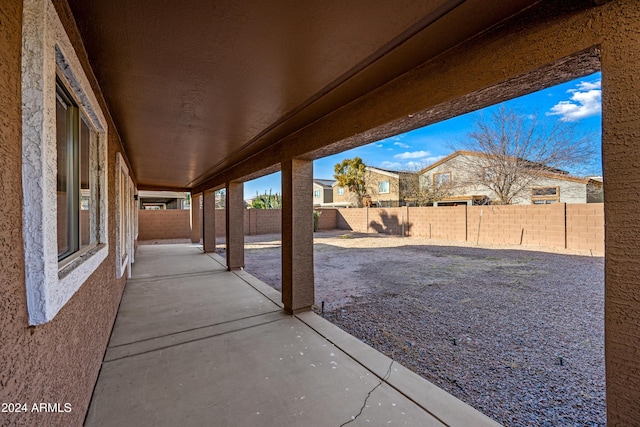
[419, 151, 603, 206]
[313, 179, 335, 207]
[332, 166, 417, 207]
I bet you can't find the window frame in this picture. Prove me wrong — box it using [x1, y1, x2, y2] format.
[314, 189, 321, 198]
[22, 0, 109, 325]
[433, 171, 452, 187]
[531, 186, 560, 204]
[116, 152, 134, 278]
[55, 76, 100, 266]
[337, 187, 345, 196]
[378, 180, 390, 194]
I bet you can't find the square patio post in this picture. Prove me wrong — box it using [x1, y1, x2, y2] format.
[281, 158, 314, 314]
[601, 6, 640, 423]
[225, 181, 244, 270]
[203, 190, 216, 253]
[190, 192, 202, 244]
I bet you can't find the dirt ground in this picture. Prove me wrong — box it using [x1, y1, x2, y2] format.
[220, 230, 605, 427]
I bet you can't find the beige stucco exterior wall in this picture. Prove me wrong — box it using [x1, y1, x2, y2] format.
[312, 182, 333, 205]
[365, 169, 400, 205]
[332, 184, 352, 205]
[421, 153, 595, 205]
[332, 168, 401, 207]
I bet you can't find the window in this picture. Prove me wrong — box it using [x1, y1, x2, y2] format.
[433, 172, 451, 187]
[22, 0, 109, 324]
[56, 79, 98, 263]
[116, 152, 134, 278]
[531, 186, 560, 204]
[337, 187, 345, 195]
[532, 187, 558, 197]
[378, 180, 390, 194]
[314, 190, 321, 198]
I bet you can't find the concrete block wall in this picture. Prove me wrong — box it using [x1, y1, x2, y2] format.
[408, 206, 467, 241]
[138, 210, 191, 240]
[566, 204, 604, 253]
[336, 208, 368, 232]
[333, 204, 603, 253]
[316, 208, 337, 230]
[246, 209, 281, 235]
[368, 207, 407, 235]
[137, 204, 604, 254]
[467, 204, 565, 248]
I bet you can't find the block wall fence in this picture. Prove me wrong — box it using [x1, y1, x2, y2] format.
[137, 203, 604, 253]
[138, 208, 285, 241]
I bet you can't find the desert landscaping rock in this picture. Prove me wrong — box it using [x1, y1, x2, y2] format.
[222, 230, 605, 427]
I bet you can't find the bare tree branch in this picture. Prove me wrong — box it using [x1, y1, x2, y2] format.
[457, 106, 596, 204]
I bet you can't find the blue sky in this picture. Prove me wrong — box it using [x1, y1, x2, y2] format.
[244, 72, 602, 198]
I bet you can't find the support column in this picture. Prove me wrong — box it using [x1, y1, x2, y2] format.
[601, 3, 640, 424]
[203, 190, 216, 253]
[225, 182, 244, 270]
[190, 193, 202, 244]
[281, 159, 314, 314]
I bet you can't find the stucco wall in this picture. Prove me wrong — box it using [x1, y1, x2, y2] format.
[365, 169, 400, 205]
[0, 2, 131, 425]
[421, 153, 593, 205]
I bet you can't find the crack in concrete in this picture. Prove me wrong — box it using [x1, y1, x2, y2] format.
[340, 360, 394, 427]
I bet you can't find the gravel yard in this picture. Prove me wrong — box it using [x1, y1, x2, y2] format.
[228, 230, 605, 427]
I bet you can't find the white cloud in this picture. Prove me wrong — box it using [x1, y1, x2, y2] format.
[393, 141, 410, 149]
[420, 155, 445, 165]
[374, 143, 383, 148]
[574, 81, 601, 91]
[394, 150, 431, 159]
[547, 79, 601, 122]
[379, 161, 403, 169]
[378, 155, 445, 171]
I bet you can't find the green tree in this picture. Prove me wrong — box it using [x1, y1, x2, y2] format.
[251, 189, 282, 209]
[334, 157, 368, 207]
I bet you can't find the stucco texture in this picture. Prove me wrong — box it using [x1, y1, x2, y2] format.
[0, 1, 129, 425]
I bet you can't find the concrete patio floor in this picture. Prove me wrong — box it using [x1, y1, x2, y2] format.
[85, 244, 501, 427]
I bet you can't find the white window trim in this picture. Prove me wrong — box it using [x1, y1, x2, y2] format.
[378, 180, 390, 194]
[22, 0, 108, 325]
[115, 153, 133, 279]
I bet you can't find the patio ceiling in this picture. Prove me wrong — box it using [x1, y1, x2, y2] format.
[66, 0, 543, 190]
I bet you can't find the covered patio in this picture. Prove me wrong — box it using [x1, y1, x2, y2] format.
[4, 1, 640, 425]
[85, 244, 498, 426]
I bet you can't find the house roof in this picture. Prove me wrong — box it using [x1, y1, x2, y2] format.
[313, 179, 335, 188]
[366, 166, 400, 178]
[417, 150, 597, 185]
